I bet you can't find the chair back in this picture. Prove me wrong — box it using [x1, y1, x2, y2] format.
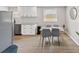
[52, 28, 59, 36]
[42, 29, 51, 37]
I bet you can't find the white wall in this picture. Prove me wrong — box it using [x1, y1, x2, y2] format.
[66, 6, 79, 45]
[14, 6, 66, 27]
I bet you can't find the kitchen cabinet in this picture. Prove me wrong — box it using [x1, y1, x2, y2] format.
[0, 7, 8, 11]
[21, 24, 37, 35]
[19, 7, 37, 17]
[14, 24, 21, 35]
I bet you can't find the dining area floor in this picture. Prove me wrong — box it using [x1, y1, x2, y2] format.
[14, 32, 79, 53]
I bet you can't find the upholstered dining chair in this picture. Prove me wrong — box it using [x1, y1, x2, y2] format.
[41, 29, 51, 47]
[51, 28, 60, 45]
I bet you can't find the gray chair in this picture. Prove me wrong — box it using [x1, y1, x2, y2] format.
[46, 25, 51, 27]
[41, 29, 51, 47]
[53, 25, 59, 27]
[51, 28, 60, 45]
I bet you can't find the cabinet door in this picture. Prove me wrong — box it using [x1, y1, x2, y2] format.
[14, 24, 21, 35]
[19, 7, 37, 17]
[21, 25, 36, 35]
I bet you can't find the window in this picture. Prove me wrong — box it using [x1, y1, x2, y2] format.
[43, 8, 57, 22]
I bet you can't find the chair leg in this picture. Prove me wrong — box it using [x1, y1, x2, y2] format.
[58, 36, 60, 46]
[52, 36, 53, 44]
[48, 37, 50, 44]
[39, 35, 42, 45]
[40, 35, 41, 41]
[42, 37, 44, 47]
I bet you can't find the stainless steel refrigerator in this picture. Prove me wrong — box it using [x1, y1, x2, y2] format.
[0, 11, 14, 52]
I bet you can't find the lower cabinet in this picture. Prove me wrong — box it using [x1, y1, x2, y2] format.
[14, 24, 21, 35]
[21, 24, 37, 35]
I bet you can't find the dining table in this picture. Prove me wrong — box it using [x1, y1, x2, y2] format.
[40, 26, 64, 32]
[40, 26, 64, 42]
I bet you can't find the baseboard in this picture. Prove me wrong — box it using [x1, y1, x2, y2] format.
[65, 32, 79, 46]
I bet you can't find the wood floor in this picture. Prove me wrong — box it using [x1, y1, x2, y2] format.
[14, 32, 79, 53]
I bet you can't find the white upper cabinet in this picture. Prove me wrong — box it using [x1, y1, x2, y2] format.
[0, 7, 8, 11]
[8, 7, 20, 18]
[18, 6, 37, 17]
[8, 6, 37, 18]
